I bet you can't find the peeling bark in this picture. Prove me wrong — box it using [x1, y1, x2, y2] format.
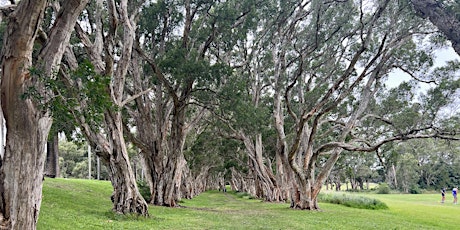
[63, 0, 149, 216]
[0, 1, 88, 228]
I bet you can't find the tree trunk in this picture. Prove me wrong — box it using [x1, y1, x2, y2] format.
[64, 0, 149, 216]
[105, 151, 148, 215]
[83, 121, 149, 216]
[142, 152, 186, 207]
[0, 2, 48, 226]
[187, 166, 210, 197]
[132, 86, 191, 207]
[0, 1, 88, 228]
[137, 116, 188, 208]
[102, 110, 149, 215]
[290, 176, 320, 210]
[410, 0, 460, 55]
[45, 132, 59, 178]
[274, 142, 293, 201]
[0, 108, 4, 159]
[230, 167, 250, 193]
[241, 133, 282, 202]
[0, 107, 51, 229]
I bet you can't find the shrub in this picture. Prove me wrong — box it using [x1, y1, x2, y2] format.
[376, 183, 391, 194]
[137, 180, 151, 203]
[318, 193, 388, 210]
[409, 185, 422, 194]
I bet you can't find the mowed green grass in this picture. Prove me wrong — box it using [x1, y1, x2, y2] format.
[38, 178, 458, 230]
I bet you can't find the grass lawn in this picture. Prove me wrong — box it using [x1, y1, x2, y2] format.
[38, 178, 458, 229]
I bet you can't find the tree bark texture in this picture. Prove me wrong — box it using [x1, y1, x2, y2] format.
[188, 166, 211, 197]
[150, 106, 188, 207]
[241, 134, 282, 202]
[138, 149, 187, 207]
[0, 0, 88, 229]
[129, 79, 180, 206]
[66, 0, 149, 216]
[410, 0, 460, 55]
[103, 111, 149, 215]
[230, 167, 252, 193]
[129, 50, 193, 207]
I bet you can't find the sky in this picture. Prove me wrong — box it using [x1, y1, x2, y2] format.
[385, 47, 460, 89]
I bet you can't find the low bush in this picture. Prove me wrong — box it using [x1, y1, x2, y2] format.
[318, 193, 388, 210]
[409, 185, 422, 194]
[136, 180, 151, 203]
[376, 183, 391, 194]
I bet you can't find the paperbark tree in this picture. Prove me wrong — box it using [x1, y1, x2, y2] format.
[56, 0, 149, 215]
[0, 0, 88, 228]
[128, 0, 258, 206]
[168, 0, 287, 202]
[238, 59, 284, 202]
[259, 0, 457, 210]
[129, 45, 194, 207]
[214, 76, 283, 201]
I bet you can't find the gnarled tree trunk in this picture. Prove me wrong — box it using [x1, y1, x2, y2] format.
[64, 0, 149, 216]
[242, 134, 282, 202]
[140, 150, 187, 207]
[103, 111, 148, 215]
[0, 1, 88, 229]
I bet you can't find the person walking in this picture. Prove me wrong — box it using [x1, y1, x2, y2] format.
[441, 188, 446, 203]
[453, 187, 458, 204]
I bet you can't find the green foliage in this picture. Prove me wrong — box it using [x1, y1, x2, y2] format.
[331, 151, 378, 191]
[59, 140, 109, 180]
[216, 76, 272, 135]
[409, 185, 422, 194]
[376, 183, 391, 194]
[72, 160, 90, 178]
[139, 0, 183, 38]
[59, 140, 87, 178]
[185, 126, 248, 181]
[137, 180, 151, 203]
[26, 60, 114, 133]
[318, 193, 388, 210]
[394, 149, 420, 193]
[421, 60, 460, 116]
[391, 139, 460, 192]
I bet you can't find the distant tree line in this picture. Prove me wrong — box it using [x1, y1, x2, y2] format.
[327, 139, 460, 193]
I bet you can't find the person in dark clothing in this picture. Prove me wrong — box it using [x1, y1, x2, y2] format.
[441, 188, 446, 203]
